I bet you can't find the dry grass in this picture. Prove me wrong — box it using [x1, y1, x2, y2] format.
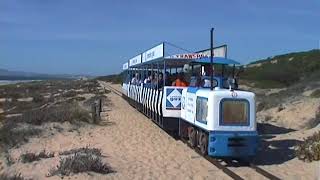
[0, 103, 92, 149]
[31, 94, 45, 103]
[0, 122, 42, 149]
[62, 90, 77, 98]
[49, 147, 113, 176]
[20, 150, 54, 163]
[59, 147, 102, 156]
[0, 173, 28, 180]
[310, 89, 320, 98]
[296, 131, 320, 162]
[14, 103, 91, 126]
[0, 80, 103, 115]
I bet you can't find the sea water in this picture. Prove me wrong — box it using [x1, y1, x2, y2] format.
[0, 80, 40, 86]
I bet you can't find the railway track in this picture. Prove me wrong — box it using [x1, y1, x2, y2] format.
[101, 82, 281, 180]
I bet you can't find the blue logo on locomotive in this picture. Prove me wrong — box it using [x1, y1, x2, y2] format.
[166, 88, 183, 110]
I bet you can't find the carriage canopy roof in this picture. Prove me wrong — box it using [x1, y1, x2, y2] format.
[123, 42, 231, 70]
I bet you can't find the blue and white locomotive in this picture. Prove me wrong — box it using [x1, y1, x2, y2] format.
[121, 41, 258, 158]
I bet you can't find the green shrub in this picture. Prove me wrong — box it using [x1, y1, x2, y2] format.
[242, 49, 320, 88]
[296, 131, 320, 162]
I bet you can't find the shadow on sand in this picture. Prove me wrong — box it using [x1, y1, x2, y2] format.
[221, 123, 301, 167]
[253, 123, 302, 166]
[257, 123, 296, 135]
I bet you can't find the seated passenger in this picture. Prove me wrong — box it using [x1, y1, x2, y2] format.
[144, 72, 153, 84]
[201, 65, 214, 88]
[189, 74, 201, 87]
[164, 71, 172, 86]
[202, 76, 211, 88]
[151, 73, 158, 89]
[131, 73, 140, 85]
[172, 72, 188, 87]
[157, 72, 164, 89]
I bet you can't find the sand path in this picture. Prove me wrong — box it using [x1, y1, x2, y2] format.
[96, 82, 232, 180]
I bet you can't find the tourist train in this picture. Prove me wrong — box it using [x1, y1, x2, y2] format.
[121, 40, 258, 158]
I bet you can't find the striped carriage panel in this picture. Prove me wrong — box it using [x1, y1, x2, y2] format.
[147, 88, 151, 109]
[158, 91, 163, 116]
[155, 90, 159, 115]
[150, 89, 155, 111]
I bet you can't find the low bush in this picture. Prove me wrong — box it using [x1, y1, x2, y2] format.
[32, 94, 45, 103]
[0, 122, 41, 149]
[264, 115, 272, 122]
[0, 103, 91, 149]
[20, 150, 54, 163]
[59, 147, 102, 156]
[310, 89, 320, 98]
[62, 90, 78, 98]
[296, 131, 320, 162]
[0, 173, 27, 180]
[15, 103, 91, 126]
[49, 148, 113, 176]
[257, 102, 266, 112]
[74, 96, 86, 101]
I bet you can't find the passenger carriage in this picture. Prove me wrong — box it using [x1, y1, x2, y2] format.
[122, 43, 195, 133]
[121, 41, 258, 158]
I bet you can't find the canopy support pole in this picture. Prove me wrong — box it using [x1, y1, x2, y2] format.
[163, 42, 166, 88]
[210, 28, 214, 91]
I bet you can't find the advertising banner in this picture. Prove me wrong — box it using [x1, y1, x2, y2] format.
[166, 88, 183, 110]
[142, 43, 164, 63]
[197, 45, 227, 58]
[167, 45, 227, 59]
[129, 54, 142, 67]
[122, 62, 128, 70]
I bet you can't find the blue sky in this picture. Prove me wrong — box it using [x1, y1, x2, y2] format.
[1, 0, 319, 75]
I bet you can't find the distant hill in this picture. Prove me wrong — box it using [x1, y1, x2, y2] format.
[0, 69, 93, 80]
[241, 49, 320, 88]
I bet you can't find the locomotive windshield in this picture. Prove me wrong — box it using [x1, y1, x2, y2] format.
[220, 99, 249, 126]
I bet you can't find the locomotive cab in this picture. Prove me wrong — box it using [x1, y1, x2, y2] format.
[179, 57, 258, 157]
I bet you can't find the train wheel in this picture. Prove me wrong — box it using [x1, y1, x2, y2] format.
[199, 132, 208, 155]
[188, 127, 197, 148]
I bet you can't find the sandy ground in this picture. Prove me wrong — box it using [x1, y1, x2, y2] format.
[1, 83, 319, 179]
[0, 84, 231, 180]
[106, 83, 319, 180]
[258, 98, 320, 129]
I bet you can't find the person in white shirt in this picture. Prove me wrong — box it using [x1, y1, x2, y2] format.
[131, 73, 140, 85]
[144, 72, 153, 84]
